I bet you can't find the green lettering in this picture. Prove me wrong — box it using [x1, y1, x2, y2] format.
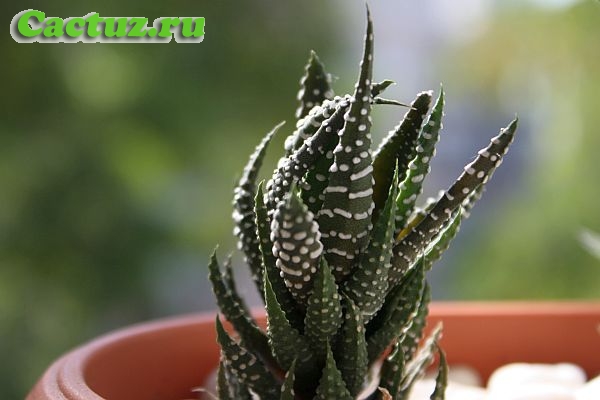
[17, 10, 45, 38]
[128, 18, 148, 37]
[43, 17, 64, 38]
[65, 18, 85, 37]
[180, 18, 205, 38]
[158, 18, 180, 38]
[104, 17, 128, 37]
[85, 13, 103, 38]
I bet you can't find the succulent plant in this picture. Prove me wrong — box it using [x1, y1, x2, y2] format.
[209, 9, 517, 400]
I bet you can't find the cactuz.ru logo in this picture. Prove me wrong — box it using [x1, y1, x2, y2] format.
[10, 10, 205, 43]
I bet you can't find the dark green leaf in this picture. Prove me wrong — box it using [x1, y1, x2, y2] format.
[318, 10, 375, 282]
[264, 270, 315, 373]
[268, 101, 349, 212]
[343, 167, 398, 320]
[215, 317, 280, 400]
[296, 50, 334, 120]
[217, 360, 252, 400]
[372, 97, 411, 107]
[398, 323, 443, 397]
[299, 153, 333, 216]
[371, 80, 395, 97]
[379, 342, 406, 398]
[255, 182, 304, 329]
[389, 118, 518, 285]
[461, 115, 518, 218]
[372, 91, 432, 219]
[285, 95, 348, 158]
[222, 254, 250, 315]
[366, 260, 425, 363]
[208, 251, 274, 366]
[314, 344, 353, 400]
[280, 360, 297, 400]
[335, 296, 368, 397]
[395, 89, 445, 232]
[233, 123, 282, 301]
[271, 190, 323, 306]
[430, 345, 448, 400]
[461, 184, 483, 218]
[399, 283, 431, 364]
[423, 209, 461, 271]
[299, 101, 350, 215]
[216, 361, 233, 400]
[305, 259, 343, 356]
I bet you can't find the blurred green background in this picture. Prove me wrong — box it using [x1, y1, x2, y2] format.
[1, 0, 598, 398]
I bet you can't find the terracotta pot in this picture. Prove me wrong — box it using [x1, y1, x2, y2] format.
[27, 302, 600, 400]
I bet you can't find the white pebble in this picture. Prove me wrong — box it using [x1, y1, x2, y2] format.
[445, 384, 488, 400]
[423, 364, 482, 387]
[487, 384, 576, 400]
[488, 363, 587, 391]
[576, 374, 600, 400]
[448, 365, 483, 387]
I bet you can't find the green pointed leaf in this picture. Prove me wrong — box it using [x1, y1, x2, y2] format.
[296, 50, 334, 120]
[398, 323, 443, 397]
[372, 97, 411, 107]
[372, 91, 433, 219]
[461, 184, 483, 219]
[461, 114, 518, 218]
[395, 89, 445, 232]
[299, 101, 351, 215]
[389, 198, 437, 284]
[255, 182, 304, 329]
[233, 123, 282, 301]
[366, 260, 425, 363]
[389, 118, 518, 285]
[305, 259, 343, 356]
[335, 296, 368, 397]
[394, 192, 445, 232]
[343, 167, 398, 320]
[208, 251, 274, 366]
[318, 11, 375, 282]
[299, 153, 333, 215]
[298, 90, 402, 216]
[394, 206, 428, 244]
[280, 360, 297, 400]
[286, 96, 348, 158]
[264, 271, 316, 373]
[271, 190, 323, 305]
[371, 80, 395, 97]
[216, 361, 233, 400]
[430, 345, 448, 400]
[366, 257, 424, 335]
[315, 344, 353, 400]
[217, 360, 252, 400]
[423, 209, 462, 271]
[379, 342, 406, 398]
[269, 101, 349, 211]
[399, 283, 431, 364]
[215, 317, 280, 400]
[222, 254, 251, 315]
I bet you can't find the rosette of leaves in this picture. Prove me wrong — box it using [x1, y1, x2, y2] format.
[209, 9, 517, 400]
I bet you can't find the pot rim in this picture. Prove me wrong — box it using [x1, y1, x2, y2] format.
[30, 313, 217, 400]
[28, 301, 600, 400]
